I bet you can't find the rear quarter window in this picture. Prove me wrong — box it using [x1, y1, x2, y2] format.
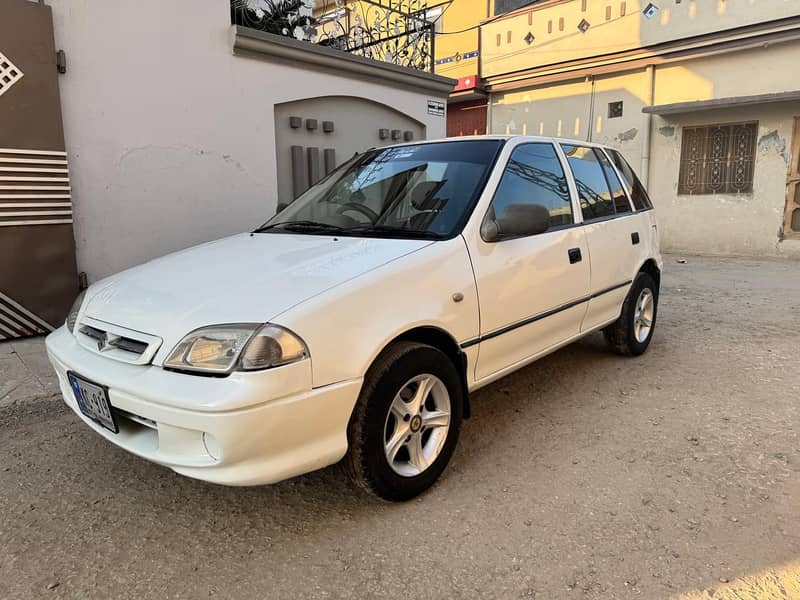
[607, 149, 653, 210]
[596, 149, 632, 214]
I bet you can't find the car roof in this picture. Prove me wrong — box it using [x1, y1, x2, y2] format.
[383, 134, 614, 150]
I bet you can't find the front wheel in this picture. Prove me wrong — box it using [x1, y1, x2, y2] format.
[603, 272, 659, 356]
[343, 342, 463, 501]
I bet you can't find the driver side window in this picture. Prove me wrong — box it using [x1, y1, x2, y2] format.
[489, 143, 574, 230]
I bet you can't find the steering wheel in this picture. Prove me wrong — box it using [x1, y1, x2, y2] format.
[336, 202, 379, 224]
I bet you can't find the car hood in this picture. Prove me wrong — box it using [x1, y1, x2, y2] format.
[83, 232, 433, 350]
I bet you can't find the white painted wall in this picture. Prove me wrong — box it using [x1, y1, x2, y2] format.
[48, 0, 448, 282]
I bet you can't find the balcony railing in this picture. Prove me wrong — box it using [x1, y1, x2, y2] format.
[231, 0, 435, 72]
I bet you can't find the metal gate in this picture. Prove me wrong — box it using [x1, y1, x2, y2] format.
[0, 0, 78, 339]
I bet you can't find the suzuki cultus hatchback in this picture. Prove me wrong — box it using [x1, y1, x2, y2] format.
[47, 136, 662, 500]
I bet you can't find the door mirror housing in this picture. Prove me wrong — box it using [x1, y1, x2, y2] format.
[481, 203, 551, 242]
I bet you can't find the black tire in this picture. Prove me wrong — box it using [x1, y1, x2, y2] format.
[603, 272, 659, 356]
[343, 341, 463, 501]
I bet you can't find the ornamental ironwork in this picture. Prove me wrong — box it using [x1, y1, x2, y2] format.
[678, 122, 757, 195]
[231, 0, 436, 72]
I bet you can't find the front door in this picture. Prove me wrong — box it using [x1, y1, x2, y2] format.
[470, 142, 590, 381]
[0, 0, 77, 339]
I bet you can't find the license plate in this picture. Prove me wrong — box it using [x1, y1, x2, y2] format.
[67, 372, 118, 433]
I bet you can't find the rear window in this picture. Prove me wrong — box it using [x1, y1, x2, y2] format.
[607, 149, 652, 210]
[596, 149, 632, 214]
[560, 144, 615, 220]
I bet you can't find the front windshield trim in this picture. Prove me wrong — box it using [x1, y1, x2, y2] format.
[256, 139, 508, 241]
[255, 220, 446, 240]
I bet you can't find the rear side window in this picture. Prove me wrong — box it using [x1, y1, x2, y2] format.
[490, 143, 574, 229]
[607, 149, 652, 210]
[596, 150, 632, 214]
[561, 144, 615, 220]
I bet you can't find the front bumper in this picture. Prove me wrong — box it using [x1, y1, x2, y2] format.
[45, 326, 362, 486]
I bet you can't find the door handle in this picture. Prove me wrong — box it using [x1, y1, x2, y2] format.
[631, 232, 640, 245]
[568, 248, 582, 264]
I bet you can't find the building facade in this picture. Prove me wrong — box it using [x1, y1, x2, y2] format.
[479, 0, 800, 257]
[307, 0, 492, 135]
[432, 0, 490, 134]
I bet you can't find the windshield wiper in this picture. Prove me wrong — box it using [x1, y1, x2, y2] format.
[253, 221, 347, 234]
[254, 221, 442, 239]
[347, 225, 443, 239]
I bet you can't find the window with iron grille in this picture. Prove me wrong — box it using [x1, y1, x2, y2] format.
[678, 122, 758, 195]
[608, 101, 623, 119]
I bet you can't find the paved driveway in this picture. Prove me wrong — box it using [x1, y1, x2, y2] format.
[1, 255, 799, 599]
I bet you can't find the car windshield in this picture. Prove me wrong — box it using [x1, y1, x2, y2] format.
[256, 140, 505, 239]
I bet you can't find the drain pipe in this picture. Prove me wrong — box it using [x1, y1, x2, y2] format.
[486, 94, 493, 134]
[586, 75, 596, 142]
[640, 64, 655, 186]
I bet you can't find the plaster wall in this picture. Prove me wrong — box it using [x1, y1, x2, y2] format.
[48, 0, 449, 281]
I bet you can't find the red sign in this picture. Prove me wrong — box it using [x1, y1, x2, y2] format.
[454, 75, 480, 92]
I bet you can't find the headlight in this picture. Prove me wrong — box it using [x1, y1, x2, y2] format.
[239, 324, 309, 371]
[164, 323, 308, 374]
[66, 290, 86, 333]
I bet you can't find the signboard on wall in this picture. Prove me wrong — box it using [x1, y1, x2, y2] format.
[427, 100, 445, 117]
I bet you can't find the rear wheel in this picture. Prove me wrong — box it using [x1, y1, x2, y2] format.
[603, 272, 659, 356]
[344, 342, 463, 501]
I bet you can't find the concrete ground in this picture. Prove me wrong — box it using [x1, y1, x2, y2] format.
[0, 335, 60, 409]
[1, 254, 799, 599]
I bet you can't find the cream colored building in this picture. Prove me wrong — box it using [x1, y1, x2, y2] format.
[481, 0, 800, 257]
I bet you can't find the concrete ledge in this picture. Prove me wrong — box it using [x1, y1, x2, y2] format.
[232, 25, 456, 96]
[643, 90, 800, 115]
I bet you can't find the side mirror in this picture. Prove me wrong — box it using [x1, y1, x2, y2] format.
[481, 203, 551, 242]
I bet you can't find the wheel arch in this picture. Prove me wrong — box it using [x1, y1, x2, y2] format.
[369, 326, 471, 420]
[638, 258, 661, 289]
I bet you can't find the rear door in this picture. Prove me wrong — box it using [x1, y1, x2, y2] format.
[468, 141, 590, 381]
[606, 147, 659, 274]
[559, 144, 644, 331]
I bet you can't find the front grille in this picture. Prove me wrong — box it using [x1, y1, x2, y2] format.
[80, 324, 149, 356]
[113, 407, 157, 430]
[75, 316, 163, 366]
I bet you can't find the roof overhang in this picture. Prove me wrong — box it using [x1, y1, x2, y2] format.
[448, 75, 488, 104]
[643, 90, 800, 115]
[448, 89, 488, 104]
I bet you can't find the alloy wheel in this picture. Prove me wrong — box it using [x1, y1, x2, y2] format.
[383, 374, 451, 477]
[633, 288, 654, 343]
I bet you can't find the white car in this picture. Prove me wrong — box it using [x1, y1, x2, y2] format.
[46, 136, 662, 500]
